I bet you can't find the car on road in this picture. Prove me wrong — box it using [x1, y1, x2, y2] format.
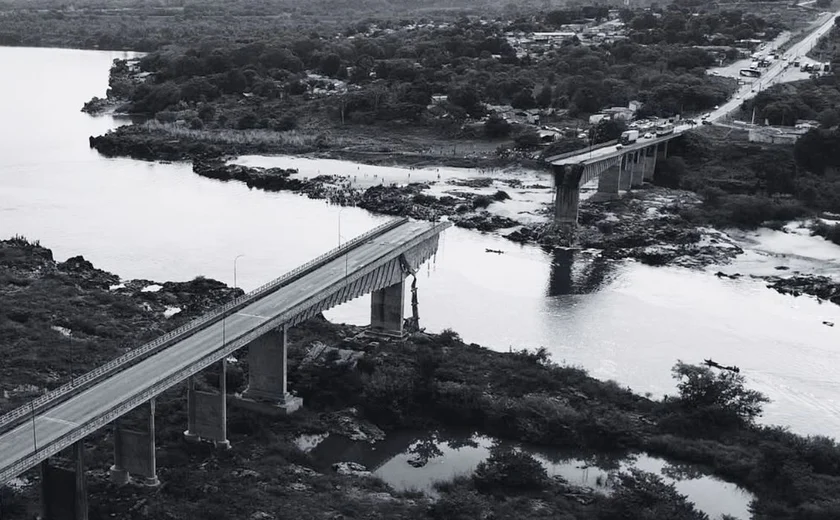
[644, 132, 653, 139]
[615, 144, 623, 149]
[714, 105, 720, 109]
[702, 120, 712, 125]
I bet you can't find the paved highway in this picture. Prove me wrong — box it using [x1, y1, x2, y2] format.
[706, 10, 840, 125]
[0, 219, 442, 483]
[552, 10, 840, 169]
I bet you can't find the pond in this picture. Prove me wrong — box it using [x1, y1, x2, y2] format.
[296, 430, 754, 520]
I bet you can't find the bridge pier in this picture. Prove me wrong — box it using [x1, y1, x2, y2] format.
[552, 164, 583, 230]
[595, 164, 621, 199]
[236, 325, 302, 415]
[657, 140, 668, 160]
[642, 147, 657, 181]
[370, 281, 405, 338]
[619, 155, 633, 191]
[40, 441, 88, 520]
[110, 399, 159, 486]
[184, 359, 233, 445]
[631, 150, 645, 188]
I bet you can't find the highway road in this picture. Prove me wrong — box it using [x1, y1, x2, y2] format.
[552, 10, 840, 169]
[0, 219, 443, 483]
[706, 10, 840, 125]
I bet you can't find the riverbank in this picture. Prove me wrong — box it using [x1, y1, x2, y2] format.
[3, 237, 840, 519]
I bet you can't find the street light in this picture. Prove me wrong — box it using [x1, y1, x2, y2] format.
[233, 254, 245, 291]
[337, 206, 347, 248]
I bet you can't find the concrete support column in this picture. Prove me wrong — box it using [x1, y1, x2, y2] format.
[656, 140, 668, 160]
[370, 281, 406, 337]
[596, 164, 621, 199]
[631, 151, 645, 188]
[618, 155, 632, 191]
[184, 361, 237, 441]
[643, 147, 657, 181]
[554, 185, 580, 225]
[110, 399, 159, 486]
[40, 441, 88, 520]
[552, 164, 582, 228]
[236, 325, 302, 415]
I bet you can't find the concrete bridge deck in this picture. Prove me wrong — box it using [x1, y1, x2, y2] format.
[0, 217, 449, 486]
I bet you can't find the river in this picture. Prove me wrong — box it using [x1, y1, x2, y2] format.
[2, 46, 840, 442]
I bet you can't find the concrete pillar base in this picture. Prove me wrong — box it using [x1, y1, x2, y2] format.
[140, 476, 160, 487]
[109, 465, 129, 486]
[182, 430, 200, 443]
[589, 192, 621, 203]
[232, 393, 303, 416]
[364, 327, 409, 341]
[214, 439, 232, 450]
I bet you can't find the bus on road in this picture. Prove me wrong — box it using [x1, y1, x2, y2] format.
[655, 123, 675, 137]
[739, 68, 761, 78]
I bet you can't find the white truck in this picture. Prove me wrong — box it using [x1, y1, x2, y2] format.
[619, 130, 639, 145]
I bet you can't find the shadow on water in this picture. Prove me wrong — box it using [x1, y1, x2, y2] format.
[297, 430, 754, 519]
[547, 248, 616, 296]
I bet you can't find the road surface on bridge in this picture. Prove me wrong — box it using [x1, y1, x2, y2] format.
[0, 219, 440, 483]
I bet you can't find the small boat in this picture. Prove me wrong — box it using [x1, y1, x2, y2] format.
[485, 248, 504, 254]
[704, 359, 740, 373]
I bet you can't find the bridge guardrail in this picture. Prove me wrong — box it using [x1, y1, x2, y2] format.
[0, 218, 449, 485]
[543, 139, 618, 164]
[0, 217, 408, 435]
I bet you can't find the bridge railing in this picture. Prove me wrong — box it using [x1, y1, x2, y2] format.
[0, 217, 408, 434]
[543, 139, 618, 164]
[0, 218, 451, 485]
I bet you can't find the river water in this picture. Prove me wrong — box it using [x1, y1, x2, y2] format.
[2, 47, 840, 443]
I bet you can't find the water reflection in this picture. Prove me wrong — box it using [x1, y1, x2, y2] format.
[548, 248, 616, 296]
[297, 430, 754, 519]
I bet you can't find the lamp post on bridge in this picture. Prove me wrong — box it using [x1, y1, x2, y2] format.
[233, 254, 245, 291]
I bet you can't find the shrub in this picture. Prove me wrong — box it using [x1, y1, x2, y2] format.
[669, 361, 769, 429]
[473, 447, 549, 493]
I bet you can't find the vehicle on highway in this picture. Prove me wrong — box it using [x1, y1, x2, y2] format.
[655, 123, 675, 137]
[644, 132, 653, 139]
[739, 68, 761, 78]
[619, 130, 639, 145]
[615, 144, 623, 150]
[702, 120, 712, 125]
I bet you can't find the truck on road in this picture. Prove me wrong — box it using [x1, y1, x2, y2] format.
[619, 130, 639, 145]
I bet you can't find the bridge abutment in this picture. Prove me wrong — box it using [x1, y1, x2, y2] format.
[110, 399, 159, 486]
[370, 281, 406, 337]
[40, 441, 88, 520]
[235, 325, 302, 415]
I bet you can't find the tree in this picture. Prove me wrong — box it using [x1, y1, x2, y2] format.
[511, 90, 536, 110]
[319, 53, 342, 77]
[591, 118, 627, 144]
[484, 114, 511, 138]
[670, 361, 769, 426]
[536, 85, 553, 108]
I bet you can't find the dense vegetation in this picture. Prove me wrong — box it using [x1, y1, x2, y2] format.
[106, 16, 736, 140]
[620, 8, 783, 47]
